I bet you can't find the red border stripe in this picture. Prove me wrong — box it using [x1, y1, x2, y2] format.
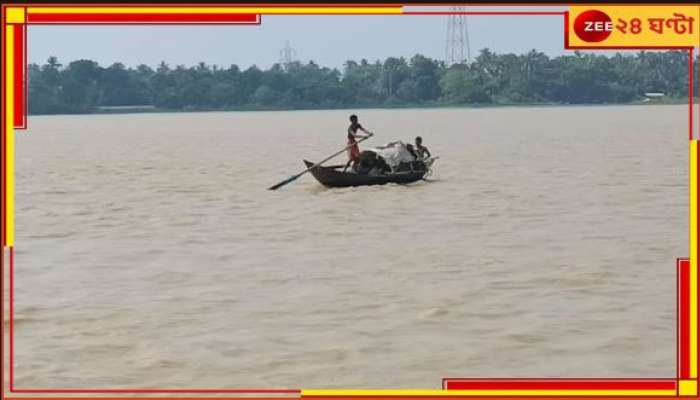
[13, 24, 25, 129]
[26, 13, 259, 23]
[563, 11, 570, 50]
[444, 380, 677, 391]
[679, 259, 691, 378]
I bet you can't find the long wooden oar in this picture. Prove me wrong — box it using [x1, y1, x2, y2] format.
[268, 135, 373, 190]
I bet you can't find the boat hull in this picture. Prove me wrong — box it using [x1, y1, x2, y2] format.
[303, 160, 426, 188]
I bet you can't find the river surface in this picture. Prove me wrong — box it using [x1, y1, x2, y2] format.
[6, 105, 689, 389]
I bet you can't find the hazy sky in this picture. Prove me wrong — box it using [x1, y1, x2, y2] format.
[29, 10, 575, 70]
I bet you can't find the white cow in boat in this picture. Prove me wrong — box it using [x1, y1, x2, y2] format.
[368, 141, 418, 170]
[354, 141, 433, 175]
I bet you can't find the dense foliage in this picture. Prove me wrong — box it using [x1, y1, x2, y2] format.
[28, 49, 697, 115]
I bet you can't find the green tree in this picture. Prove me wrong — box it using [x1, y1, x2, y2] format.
[61, 59, 101, 112]
[26, 50, 698, 115]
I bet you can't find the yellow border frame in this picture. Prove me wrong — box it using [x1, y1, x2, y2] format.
[1, 4, 698, 399]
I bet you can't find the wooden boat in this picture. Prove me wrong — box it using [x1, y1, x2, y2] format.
[303, 159, 428, 188]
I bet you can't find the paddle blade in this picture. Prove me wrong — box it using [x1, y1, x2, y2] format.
[268, 175, 298, 190]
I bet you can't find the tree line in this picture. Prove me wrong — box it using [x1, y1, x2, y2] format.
[28, 49, 697, 115]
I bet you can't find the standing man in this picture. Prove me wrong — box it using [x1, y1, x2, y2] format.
[345, 114, 373, 172]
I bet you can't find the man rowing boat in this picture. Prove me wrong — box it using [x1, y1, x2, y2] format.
[344, 114, 374, 172]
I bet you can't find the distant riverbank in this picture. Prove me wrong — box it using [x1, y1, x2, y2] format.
[29, 97, 697, 117]
[29, 50, 697, 116]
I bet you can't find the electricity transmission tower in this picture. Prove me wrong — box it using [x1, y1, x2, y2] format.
[445, 6, 472, 65]
[279, 40, 298, 66]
